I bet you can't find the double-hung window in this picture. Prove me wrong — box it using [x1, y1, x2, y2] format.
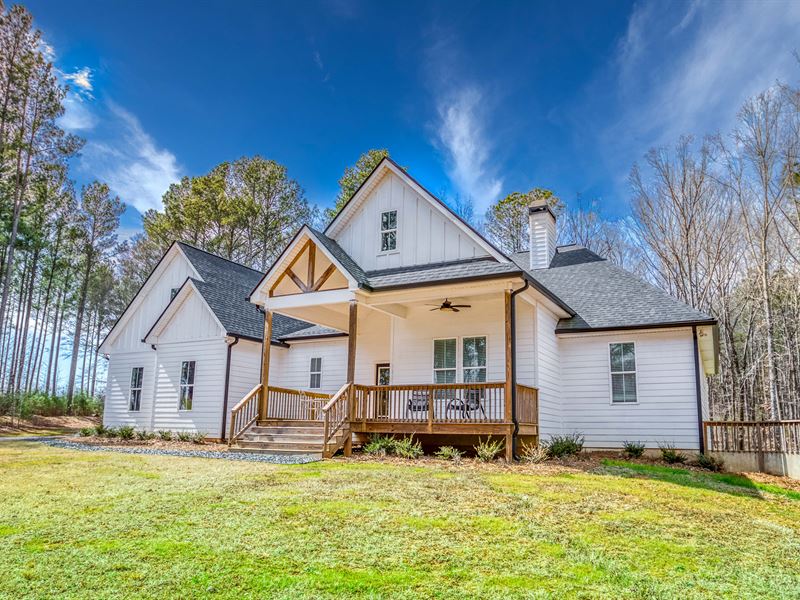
[129, 367, 143, 412]
[433, 338, 457, 383]
[179, 361, 196, 410]
[309, 357, 322, 389]
[380, 210, 397, 252]
[462, 337, 487, 383]
[610, 342, 637, 403]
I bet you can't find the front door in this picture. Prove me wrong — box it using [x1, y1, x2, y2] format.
[376, 363, 390, 418]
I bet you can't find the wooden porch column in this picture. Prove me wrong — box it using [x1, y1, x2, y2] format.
[504, 288, 514, 462]
[259, 310, 272, 421]
[347, 300, 358, 382]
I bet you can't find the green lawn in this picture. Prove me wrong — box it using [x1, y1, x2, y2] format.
[1, 443, 799, 599]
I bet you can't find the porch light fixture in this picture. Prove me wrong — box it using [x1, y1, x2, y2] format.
[427, 298, 472, 313]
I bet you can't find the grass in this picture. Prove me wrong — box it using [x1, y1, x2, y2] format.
[1, 444, 799, 599]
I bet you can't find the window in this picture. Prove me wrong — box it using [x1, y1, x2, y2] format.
[610, 343, 637, 403]
[170, 287, 180, 300]
[179, 361, 196, 410]
[433, 338, 457, 383]
[462, 337, 487, 383]
[129, 367, 143, 412]
[309, 357, 322, 389]
[380, 210, 397, 252]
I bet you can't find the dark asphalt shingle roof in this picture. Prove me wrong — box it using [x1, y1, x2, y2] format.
[511, 246, 714, 332]
[364, 258, 521, 289]
[177, 243, 324, 343]
[307, 227, 369, 286]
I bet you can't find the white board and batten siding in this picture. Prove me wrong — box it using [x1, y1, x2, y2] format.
[103, 349, 156, 430]
[558, 327, 701, 450]
[333, 172, 489, 271]
[270, 338, 348, 395]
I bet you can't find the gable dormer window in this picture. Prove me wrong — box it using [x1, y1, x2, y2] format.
[380, 210, 397, 252]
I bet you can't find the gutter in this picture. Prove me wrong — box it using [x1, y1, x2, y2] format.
[692, 325, 705, 453]
[509, 280, 530, 460]
[220, 336, 240, 440]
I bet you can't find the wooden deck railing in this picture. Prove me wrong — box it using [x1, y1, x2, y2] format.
[351, 382, 510, 426]
[515, 383, 539, 425]
[228, 383, 261, 445]
[322, 383, 352, 457]
[704, 421, 800, 454]
[265, 386, 332, 421]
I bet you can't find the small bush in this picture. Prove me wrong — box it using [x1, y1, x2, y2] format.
[118, 426, 135, 440]
[659, 442, 687, 464]
[104, 427, 119, 439]
[520, 442, 549, 464]
[135, 430, 154, 441]
[695, 452, 724, 472]
[623, 441, 646, 458]
[363, 434, 396, 456]
[176, 431, 192, 442]
[391, 435, 423, 459]
[93, 424, 107, 437]
[474, 437, 505, 462]
[435, 446, 464, 462]
[157, 430, 172, 441]
[192, 431, 207, 445]
[79, 427, 94, 437]
[547, 433, 584, 458]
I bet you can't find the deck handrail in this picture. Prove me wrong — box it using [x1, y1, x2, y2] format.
[704, 420, 800, 454]
[228, 383, 262, 446]
[515, 383, 539, 425]
[322, 382, 352, 457]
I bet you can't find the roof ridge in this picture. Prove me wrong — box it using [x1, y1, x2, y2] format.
[176, 241, 264, 274]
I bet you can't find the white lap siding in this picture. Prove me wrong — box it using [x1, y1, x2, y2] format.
[559, 328, 700, 450]
[151, 339, 228, 434]
[223, 339, 263, 437]
[103, 350, 155, 429]
[536, 305, 562, 439]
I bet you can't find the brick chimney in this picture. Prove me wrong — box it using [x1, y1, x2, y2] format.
[528, 199, 556, 270]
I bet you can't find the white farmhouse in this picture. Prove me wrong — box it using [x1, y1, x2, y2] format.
[101, 158, 718, 459]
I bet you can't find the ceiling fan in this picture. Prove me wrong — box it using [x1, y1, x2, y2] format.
[427, 298, 472, 312]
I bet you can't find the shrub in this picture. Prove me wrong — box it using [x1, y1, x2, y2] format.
[393, 436, 423, 459]
[474, 437, 505, 462]
[546, 433, 584, 458]
[135, 430, 154, 441]
[695, 453, 724, 472]
[79, 427, 94, 437]
[118, 426, 135, 440]
[0, 391, 103, 419]
[176, 431, 192, 442]
[93, 424, 108, 437]
[157, 430, 172, 441]
[659, 442, 687, 464]
[104, 427, 119, 439]
[435, 446, 464, 462]
[192, 431, 207, 445]
[520, 442, 549, 464]
[363, 434, 397, 456]
[623, 441, 646, 458]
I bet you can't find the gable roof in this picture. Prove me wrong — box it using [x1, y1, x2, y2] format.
[324, 156, 509, 263]
[511, 246, 715, 333]
[176, 243, 316, 342]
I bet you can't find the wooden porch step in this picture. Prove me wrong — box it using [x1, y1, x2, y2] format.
[235, 446, 323, 459]
[237, 440, 325, 452]
[257, 420, 324, 428]
[241, 433, 326, 443]
[249, 425, 325, 436]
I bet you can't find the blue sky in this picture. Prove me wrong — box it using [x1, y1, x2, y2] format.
[30, 0, 800, 236]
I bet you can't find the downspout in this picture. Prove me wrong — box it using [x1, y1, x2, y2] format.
[220, 336, 240, 441]
[509, 280, 530, 460]
[692, 325, 705, 454]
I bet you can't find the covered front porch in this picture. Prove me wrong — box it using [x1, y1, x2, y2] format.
[233, 229, 552, 458]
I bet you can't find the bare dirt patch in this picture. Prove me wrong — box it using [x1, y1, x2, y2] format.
[0, 415, 99, 437]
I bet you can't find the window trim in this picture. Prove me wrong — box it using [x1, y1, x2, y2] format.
[178, 360, 196, 411]
[378, 209, 399, 255]
[608, 341, 639, 405]
[432, 335, 489, 384]
[128, 366, 144, 412]
[309, 356, 323, 389]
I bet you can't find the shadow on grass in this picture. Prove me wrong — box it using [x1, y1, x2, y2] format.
[598, 459, 800, 501]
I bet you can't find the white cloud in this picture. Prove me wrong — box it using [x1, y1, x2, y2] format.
[434, 87, 503, 212]
[59, 93, 97, 131]
[79, 102, 181, 214]
[63, 67, 93, 95]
